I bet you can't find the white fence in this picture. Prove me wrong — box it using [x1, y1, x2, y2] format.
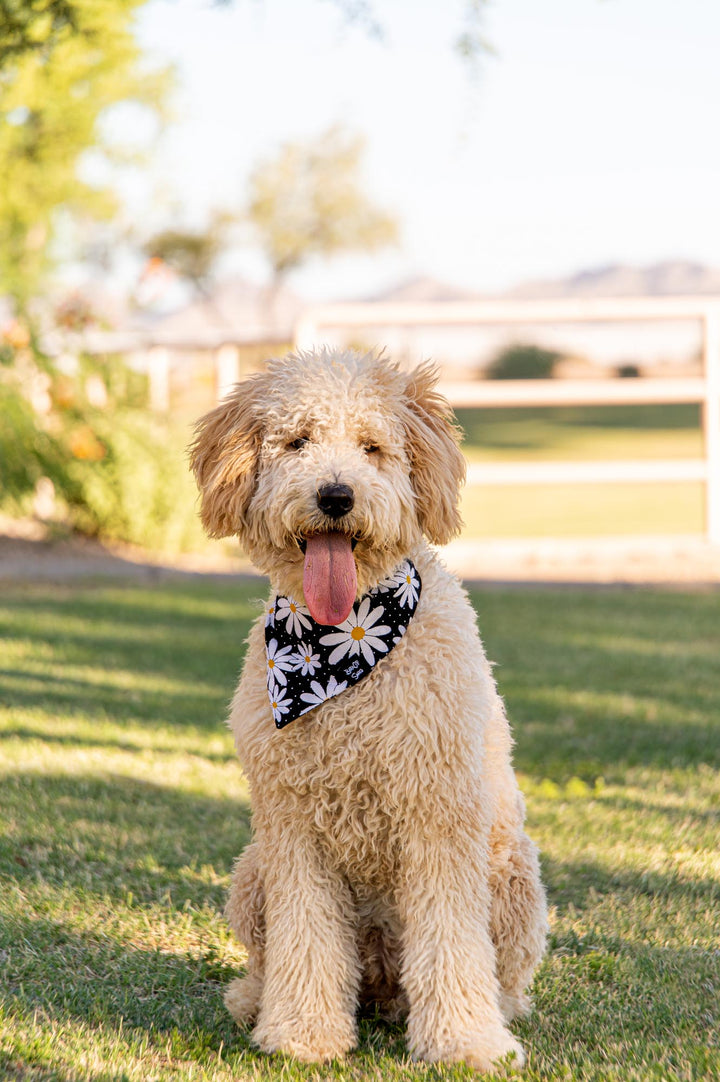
[295, 296, 720, 544]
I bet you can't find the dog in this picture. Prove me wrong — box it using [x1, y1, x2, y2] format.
[190, 348, 547, 1071]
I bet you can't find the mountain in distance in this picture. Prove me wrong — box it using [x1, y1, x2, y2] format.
[370, 261, 720, 303]
[507, 260, 720, 299]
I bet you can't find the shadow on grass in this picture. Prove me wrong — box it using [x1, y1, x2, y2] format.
[1, 772, 251, 911]
[469, 588, 720, 781]
[3, 911, 717, 1081]
[541, 852, 720, 912]
[0, 580, 259, 730]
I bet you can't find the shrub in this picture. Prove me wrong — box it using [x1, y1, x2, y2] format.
[0, 383, 67, 512]
[485, 343, 561, 380]
[616, 363, 641, 378]
[0, 347, 205, 553]
[62, 409, 206, 552]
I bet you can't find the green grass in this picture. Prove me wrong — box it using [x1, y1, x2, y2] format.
[460, 482, 704, 538]
[454, 404, 703, 464]
[455, 404, 705, 537]
[1, 579, 718, 1080]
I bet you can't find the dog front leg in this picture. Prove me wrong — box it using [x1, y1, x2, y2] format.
[398, 830, 525, 1073]
[251, 828, 360, 1063]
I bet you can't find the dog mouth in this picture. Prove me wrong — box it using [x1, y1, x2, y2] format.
[296, 534, 359, 554]
[296, 530, 359, 626]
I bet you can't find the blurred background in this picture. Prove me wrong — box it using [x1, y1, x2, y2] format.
[2, 0, 720, 571]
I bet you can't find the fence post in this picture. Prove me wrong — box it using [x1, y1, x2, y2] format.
[148, 346, 170, 412]
[704, 304, 720, 544]
[215, 343, 240, 402]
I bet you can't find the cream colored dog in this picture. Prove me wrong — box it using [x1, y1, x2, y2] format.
[191, 349, 547, 1072]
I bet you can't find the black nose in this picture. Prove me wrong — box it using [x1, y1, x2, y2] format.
[316, 483, 354, 519]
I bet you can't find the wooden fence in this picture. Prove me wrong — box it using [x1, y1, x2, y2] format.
[294, 296, 720, 544]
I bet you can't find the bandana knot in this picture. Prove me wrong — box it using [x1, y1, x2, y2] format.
[264, 559, 421, 728]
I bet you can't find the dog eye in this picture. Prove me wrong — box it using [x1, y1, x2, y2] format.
[287, 437, 309, 451]
[363, 443, 380, 455]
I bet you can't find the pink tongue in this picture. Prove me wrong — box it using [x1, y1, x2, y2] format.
[303, 532, 357, 626]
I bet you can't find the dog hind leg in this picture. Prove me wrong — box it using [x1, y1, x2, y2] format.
[224, 842, 265, 1025]
[489, 826, 548, 1022]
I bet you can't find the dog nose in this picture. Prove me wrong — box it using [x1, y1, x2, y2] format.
[316, 483, 354, 519]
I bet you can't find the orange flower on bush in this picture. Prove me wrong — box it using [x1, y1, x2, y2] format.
[2, 319, 31, 350]
[69, 426, 106, 461]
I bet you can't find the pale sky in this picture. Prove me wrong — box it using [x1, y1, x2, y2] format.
[116, 0, 720, 300]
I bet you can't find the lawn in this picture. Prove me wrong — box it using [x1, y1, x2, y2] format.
[1, 578, 718, 1081]
[455, 403, 705, 538]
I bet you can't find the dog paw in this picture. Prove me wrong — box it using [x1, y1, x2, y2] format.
[411, 1026, 525, 1074]
[461, 1031, 526, 1074]
[225, 974, 262, 1025]
[252, 1013, 356, 1063]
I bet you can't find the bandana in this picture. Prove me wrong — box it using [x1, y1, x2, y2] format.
[264, 559, 421, 728]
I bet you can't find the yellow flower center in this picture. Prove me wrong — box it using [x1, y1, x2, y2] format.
[268, 659, 274, 669]
[351, 626, 365, 641]
[406, 575, 411, 583]
[272, 701, 277, 709]
[289, 602, 297, 613]
[304, 655, 311, 663]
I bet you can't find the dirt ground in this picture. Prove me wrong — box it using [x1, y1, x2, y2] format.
[2, 516, 719, 588]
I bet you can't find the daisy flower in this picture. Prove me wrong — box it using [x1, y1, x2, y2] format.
[291, 642, 321, 676]
[267, 683, 293, 724]
[394, 562, 420, 608]
[276, 595, 312, 637]
[319, 597, 392, 666]
[266, 638, 295, 687]
[299, 675, 348, 711]
[265, 602, 276, 628]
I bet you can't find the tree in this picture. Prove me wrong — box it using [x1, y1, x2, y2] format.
[143, 211, 233, 295]
[0, 0, 168, 306]
[247, 125, 398, 286]
[1, 2, 491, 70]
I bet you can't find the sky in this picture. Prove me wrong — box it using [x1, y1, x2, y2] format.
[111, 0, 720, 300]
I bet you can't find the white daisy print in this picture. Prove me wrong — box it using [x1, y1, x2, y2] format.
[375, 572, 396, 593]
[394, 562, 420, 607]
[392, 624, 406, 645]
[319, 597, 392, 666]
[266, 638, 295, 687]
[268, 683, 293, 724]
[265, 602, 276, 628]
[291, 642, 321, 676]
[275, 596, 312, 637]
[299, 675, 348, 711]
[377, 560, 411, 592]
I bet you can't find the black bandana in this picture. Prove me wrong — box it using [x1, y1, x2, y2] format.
[264, 559, 422, 728]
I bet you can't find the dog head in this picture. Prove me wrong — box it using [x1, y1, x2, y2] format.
[190, 349, 465, 619]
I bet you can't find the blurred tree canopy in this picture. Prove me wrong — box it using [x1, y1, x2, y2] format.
[0, 0, 168, 306]
[1, 1, 490, 69]
[247, 125, 398, 284]
[143, 211, 234, 294]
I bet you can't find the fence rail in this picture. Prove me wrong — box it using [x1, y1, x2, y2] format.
[296, 296, 720, 544]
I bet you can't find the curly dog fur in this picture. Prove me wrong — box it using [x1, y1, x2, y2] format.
[191, 349, 547, 1071]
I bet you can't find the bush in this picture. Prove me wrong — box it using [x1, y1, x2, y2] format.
[0, 351, 205, 553]
[485, 343, 561, 380]
[62, 409, 206, 552]
[616, 363, 641, 378]
[0, 383, 67, 512]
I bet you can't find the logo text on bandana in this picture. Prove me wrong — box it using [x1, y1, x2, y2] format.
[264, 559, 421, 728]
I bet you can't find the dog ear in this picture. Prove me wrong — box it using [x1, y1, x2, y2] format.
[189, 375, 266, 539]
[403, 362, 466, 545]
